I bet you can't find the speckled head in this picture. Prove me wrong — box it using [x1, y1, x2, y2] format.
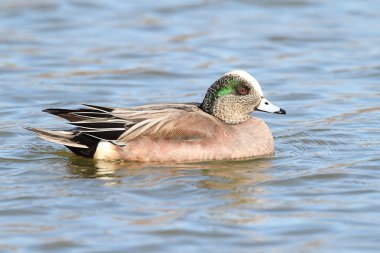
[200, 70, 286, 124]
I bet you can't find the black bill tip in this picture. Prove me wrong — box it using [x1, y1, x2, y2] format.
[275, 108, 286, 115]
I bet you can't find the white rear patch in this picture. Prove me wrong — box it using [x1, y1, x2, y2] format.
[94, 141, 121, 161]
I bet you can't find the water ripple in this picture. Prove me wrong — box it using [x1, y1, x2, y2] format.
[1, 0, 380, 252]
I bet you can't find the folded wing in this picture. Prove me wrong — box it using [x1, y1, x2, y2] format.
[30, 102, 219, 145]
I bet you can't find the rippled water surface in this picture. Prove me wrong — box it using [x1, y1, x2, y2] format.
[1, 0, 380, 252]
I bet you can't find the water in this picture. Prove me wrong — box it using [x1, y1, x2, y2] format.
[1, 0, 379, 252]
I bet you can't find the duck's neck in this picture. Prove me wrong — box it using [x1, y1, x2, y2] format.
[200, 86, 216, 115]
[200, 85, 250, 124]
[200, 99, 250, 125]
[211, 98, 251, 124]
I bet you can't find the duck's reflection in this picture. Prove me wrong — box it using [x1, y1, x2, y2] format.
[66, 155, 273, 192]
[65, 155, 274, 224]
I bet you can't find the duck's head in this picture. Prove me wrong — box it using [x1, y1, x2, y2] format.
[200, 70, 286, 124]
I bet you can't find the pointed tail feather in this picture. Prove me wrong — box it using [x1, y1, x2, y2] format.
[42, 109, 88, 122]
[27, 127, 103, 158]
[43, 108, 112, 122]
[26, 127, 88, 148]
[82, 104, 114, 112]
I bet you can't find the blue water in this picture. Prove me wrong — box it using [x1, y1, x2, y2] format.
[1, 0, 379, 252]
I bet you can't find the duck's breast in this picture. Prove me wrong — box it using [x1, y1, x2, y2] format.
[224, 117, 274, 158]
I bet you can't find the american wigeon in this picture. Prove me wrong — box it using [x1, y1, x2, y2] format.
[28, 70, 286, 162]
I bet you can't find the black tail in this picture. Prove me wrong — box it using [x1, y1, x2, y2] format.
[30, 104, 122, 158]
[27, 127, 101, 159]
[66, 133, 100, 158]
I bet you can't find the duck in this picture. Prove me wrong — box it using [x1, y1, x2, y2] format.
[28, 70, 286, 162]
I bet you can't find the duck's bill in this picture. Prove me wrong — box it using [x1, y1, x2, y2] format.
[255, 97, 286, 115]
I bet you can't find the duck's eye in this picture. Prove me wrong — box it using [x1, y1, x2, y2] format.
[238, 87, 249, 95]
